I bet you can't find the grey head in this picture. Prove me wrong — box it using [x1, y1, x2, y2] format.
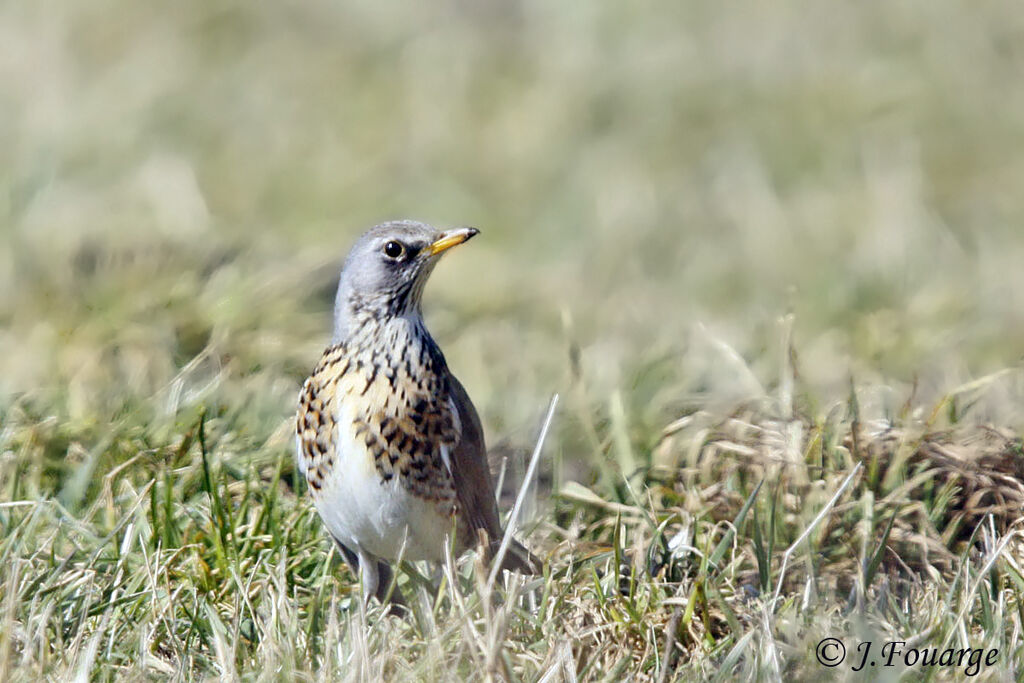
[332, 220, 479, 343]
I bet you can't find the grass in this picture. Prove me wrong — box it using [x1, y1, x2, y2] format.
[3, 0, 1024, 680]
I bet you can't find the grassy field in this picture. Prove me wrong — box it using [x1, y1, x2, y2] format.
[3, 1, 1024, 680]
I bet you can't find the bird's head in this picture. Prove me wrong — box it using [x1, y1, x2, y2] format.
[332, 220, 478, 342]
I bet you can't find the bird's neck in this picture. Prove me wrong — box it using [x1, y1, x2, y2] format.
[335, 307, 447, 373]
[333, 279, 424, 344]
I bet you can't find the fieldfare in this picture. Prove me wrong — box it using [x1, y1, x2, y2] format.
[296, 220, 538, 605]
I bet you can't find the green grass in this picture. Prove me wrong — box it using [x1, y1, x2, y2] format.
[3, 0, 1024, 680]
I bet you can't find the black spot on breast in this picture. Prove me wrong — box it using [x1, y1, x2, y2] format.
[361, 364, 379, 395]
[380, 416, 398, 444]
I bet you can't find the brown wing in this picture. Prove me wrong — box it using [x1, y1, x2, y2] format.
[448, 374, 539, 573]
[448, 374, 504, 542]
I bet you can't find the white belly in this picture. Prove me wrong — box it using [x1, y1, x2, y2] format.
[311, 434, 454, 562]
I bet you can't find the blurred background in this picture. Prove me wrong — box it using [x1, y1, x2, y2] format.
[2, 0, 1024, 473]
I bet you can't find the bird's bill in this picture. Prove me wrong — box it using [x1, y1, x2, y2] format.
[427, 227, 479, 256]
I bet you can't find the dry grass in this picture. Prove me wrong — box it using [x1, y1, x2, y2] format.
[3, 0, 1024, 680]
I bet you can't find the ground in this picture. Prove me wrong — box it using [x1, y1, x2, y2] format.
[2, 1, 1024, 680]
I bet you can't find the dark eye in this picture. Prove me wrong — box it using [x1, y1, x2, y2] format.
[383, 240, 405, 259]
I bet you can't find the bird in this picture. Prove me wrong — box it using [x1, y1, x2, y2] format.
[296, 220, 539, 606]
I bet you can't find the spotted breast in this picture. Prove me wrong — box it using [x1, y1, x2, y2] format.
[296, 327, 462, 561]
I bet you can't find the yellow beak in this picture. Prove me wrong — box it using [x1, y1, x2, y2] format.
[428, 227, 479, 256]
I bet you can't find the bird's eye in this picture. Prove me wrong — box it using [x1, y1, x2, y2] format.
[383, 240, 405, 259]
